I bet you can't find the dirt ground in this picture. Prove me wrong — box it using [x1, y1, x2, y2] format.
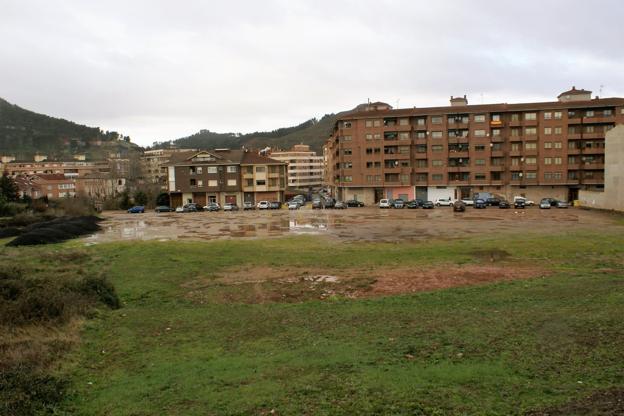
[86, 206, 619, 244]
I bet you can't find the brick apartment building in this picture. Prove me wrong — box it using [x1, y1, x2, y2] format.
[268, 144, 324, 189]
[15, 174, 77, 199]
[167, 149, 287, 207]
[325, 88, 624, 204]
[141, 148, 197, 189]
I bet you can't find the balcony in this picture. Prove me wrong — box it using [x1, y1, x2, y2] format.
[582, 146, 606, 154]
[583, 163, 605, 170]
[489, 165, 505, 172]
[490, 120, 503, 127]
[491, 150, 504, 157]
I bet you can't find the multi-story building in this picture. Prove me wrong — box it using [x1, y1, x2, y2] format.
[268, 144, 324, 189]
[167, 149, 287, 208]
[15, 174, 77, 199]
[1, 156, 113, 178]
[141, 148, 197, 188]
[325, 88, 624, 204]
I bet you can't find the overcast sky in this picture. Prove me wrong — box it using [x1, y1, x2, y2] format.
[1, 0, 623, 146]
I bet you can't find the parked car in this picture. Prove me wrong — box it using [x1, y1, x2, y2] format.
[513, 196, 534, 206]
[154, 205, 173, 213]
[182, 204, 198, 212]
[346, 199, 364, 207]
[312, 199, 323, 209]
[499, 200, 511, 209]
[406, 200, 420, 209]
[514, 199, 526, 209]
[243, 201, 255, 210]
[175, 206, 184, 213]
[323, 198, 335, 209]
[204, 203, 220, 212]
[422, 201, 435, 209]
[453, 200, 466, 212]
[288, 201, 300, 210]
[334, 201, 347, 209]
[127, 205, 145, 213]
[269, 201, 282, 210]
[555, 200, 570, 208]
[474, 199, 487, 209]
[545, 197, 560, 207]
[223, 203, 239, 211]
[435, 197, 454, 207]
[486, 197, 501, 206]
[392, 199, 405, 209]
[461, 198, 474, 206]
[257, 201, 270, 210]
[379, 199, 392, 208]
[539, 198, 552, 209]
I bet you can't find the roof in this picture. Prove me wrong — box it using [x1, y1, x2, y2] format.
[240, 152, 285, 165]
[558, 86, 592, 98]
[167, 149, 284, 166]
[34, 174, 72, 181]
[336, 97, 624, 122]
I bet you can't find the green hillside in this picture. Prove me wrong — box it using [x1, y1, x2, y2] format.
[153, 113, 338, 152]
[0, 97, 136, 160]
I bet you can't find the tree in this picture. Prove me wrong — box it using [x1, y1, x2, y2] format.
[133, 190, 148, 206]
[0, 171, 19, 202]
[119, 191, 131, 210]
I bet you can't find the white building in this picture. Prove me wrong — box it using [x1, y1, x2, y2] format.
[269, 144, 324, 189]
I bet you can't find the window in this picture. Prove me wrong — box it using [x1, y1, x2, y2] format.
[365, 133, 373, 140]
[197, 167, 203, 174]
[554, 157, 562, 165]
[416, 159, 428, 167]
[511, 113, 520, 121]
[544, 112, 552, 120]
[511, 128, 521, 137]
[416, 131, 427, 139]
[431, 145, 443, 152]
[585, 125, 595, 133]
[431, 116, 442, 124]
[525, 172, 537, 179]
[398, 146, 409, 154]
[208, 180, 218, 187]
[475, 173, 486, 180]
[432, 160, 443, 167]
[544, 142, 552, 149]
[554, 141, 562, 149]
[554, 126, 562, 135]
[475, 159, 486, 166]
[365, 120, 373, 127]
[399, 174, 409, 183]
[246, 179, 253, 187]
[366, 148, 373, 154]
[604, 109, 612, 116]
[432, 173, 443, 180]
[525, 127, 537, 135]
[374, 133, 381, 139]
[343, 162, 352, 169]
[343, 121, 352, 128]
[416, 117, 426, 126]
[491, 114, 501, 122]
[256, 180, 266, 186]
[343, 149, 352, 155]
[511, 142, 521, 151]
[342, 135, 352, 141]
[511, 157, 520, 166]
[554, 111, 562, 119]
[474, 145, 486, 151]
[511, 172, 521, 180]
[474, 114, 486, 122]
[491, 128, 501, 137]
[398, 132, 410, 140]
[399, 118, 409, 126]
[431, 131, 443, 139]
[544, 157, 552, 165]
[544, 127, 552, 135]
[366, 175, 373, 183]
[227, 166, 237, 173]
[373, 120, 381, 127]
[525, 113, 537, 120]
[207, 166, 218, 174]
[525, 142, 537, 150]
[525, 157, 537, 165]
[343, 176, 353, 182]
[227, 179, 236, 186]
[585, 110, 594, 117]
[374, 148, 381, 154]
[474, 129, 486, 137]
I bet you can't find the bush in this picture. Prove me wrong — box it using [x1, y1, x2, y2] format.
[0, 365, 67, 416]
[0, 227, 21, 239]
[79, 276, 120, 309]
[7, 216, 102, 247]
[0, 202, 26, 217]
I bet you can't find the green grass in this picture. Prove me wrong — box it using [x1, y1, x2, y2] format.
[4, 228, 624, 415]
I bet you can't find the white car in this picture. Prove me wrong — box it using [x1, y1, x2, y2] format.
[435, 197, 455, 206]
[223, 203, 239, 211]
[379, 199, 392, 208]
[461, 198, 474, 206]
[175, 206, 184, 213]
[257, 201, 270, 210]
[514, 196, 535, 206]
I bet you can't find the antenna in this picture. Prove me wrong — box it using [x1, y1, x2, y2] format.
[599, 84, 604, 97]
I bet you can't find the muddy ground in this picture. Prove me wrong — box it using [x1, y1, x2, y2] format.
[87, 206, 618, 244]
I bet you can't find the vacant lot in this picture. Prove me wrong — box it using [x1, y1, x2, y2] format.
[89, 206, 617, 243]
[3, 209, 624, 415]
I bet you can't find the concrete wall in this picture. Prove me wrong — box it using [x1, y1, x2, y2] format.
[578, 125, 624, 212]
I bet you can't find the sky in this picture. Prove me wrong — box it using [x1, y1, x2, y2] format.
[1, 0, 623, 147]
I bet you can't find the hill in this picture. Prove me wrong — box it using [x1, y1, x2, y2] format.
[152, 113, 338, 153]
[0, 97, 138, 160]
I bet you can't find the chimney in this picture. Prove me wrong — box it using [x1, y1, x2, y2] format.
[450, 95, 468, 106]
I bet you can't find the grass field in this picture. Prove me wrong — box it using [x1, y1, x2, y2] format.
[2, 225, 624, 415]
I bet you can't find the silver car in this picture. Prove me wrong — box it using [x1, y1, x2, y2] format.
[539, 199, 551, 209]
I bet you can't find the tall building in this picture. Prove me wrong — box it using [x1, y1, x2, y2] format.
[268, 144, 324, 189]
[325, 88, 624, 204]
[141, 148, 198, 188]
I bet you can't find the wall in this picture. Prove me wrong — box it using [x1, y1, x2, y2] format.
[342, 187, 376, 205]
[427, 186, 457, 201]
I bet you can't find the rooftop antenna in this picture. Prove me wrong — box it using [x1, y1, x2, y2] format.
[599, 84, 604, 97]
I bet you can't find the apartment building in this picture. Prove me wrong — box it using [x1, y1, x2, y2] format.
[1, 156, 113, 178]
[268, 144, 324, 189]
[167, 149, 287, 208]
[325, 88, 624, 205]
[15, 174, 76, 199]
[141, 148, 197, 188]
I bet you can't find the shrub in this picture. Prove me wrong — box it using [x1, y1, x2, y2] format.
[0, 365, 67, 416]
[79, 276, 121, 309]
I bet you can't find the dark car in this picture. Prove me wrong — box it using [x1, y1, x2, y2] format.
[392, 199, 405, 209]
[474, 199, 487, 209]
[334, 201, 347, 209]
[499, 200, 511, 209]
[422, 201, 435, 209]
[154, 205, 173, 213]
[312, 199, 323, 209]
[346, 199, 364, 207]
[453, 200, 466, 212]
[269, 201, 282, 210]
[323, 198, 336, 209]
[406, 200, 420, 209]
[514, 199, 526, 209]
[486, 197, 501, 206]
[127, 205, 145, 213]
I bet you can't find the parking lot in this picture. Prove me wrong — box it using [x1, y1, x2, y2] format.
[86, 205, 618, 244]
